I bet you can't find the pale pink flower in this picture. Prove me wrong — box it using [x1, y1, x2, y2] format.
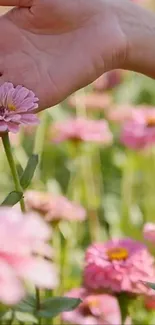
[68, 93, 112, 111]
[106, 105, 137, 124]
[107, 105, 154, 124]
[92, 70, 123, 91]
[84, 238, 155, 295]
[0, 207, 58, 305]
[25, 190, 86, 222]
[51, 118, 113, 145]
[143, 223, 155, 243]
[62, 288, 121, 325]
[0, 82, 39, 133]
[120, 108, 155, 149]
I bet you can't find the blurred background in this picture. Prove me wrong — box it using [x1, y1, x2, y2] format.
[1, 1, 155, 324]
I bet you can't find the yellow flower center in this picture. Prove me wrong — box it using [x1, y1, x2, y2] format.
[8, 104, 16, 111]
[87, 297, 99, 309]
[147, 116, 155, 127]
[107, 247, 128, 261]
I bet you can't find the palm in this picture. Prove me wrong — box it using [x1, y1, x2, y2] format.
[0, 0, 126, 109]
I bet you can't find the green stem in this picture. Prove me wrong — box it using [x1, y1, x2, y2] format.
[80, 150, 101, 242]
[35, 288, 42, 325]
[59, 229, 68, 295]
[34, 111, 48, 157]
[33, 114, 49, 325]
[88, 208, 100, 242]
[117, 293, 129, 324]
[142, 149, 155, 224]
[8, 310, 14, 325]
[2, 133, 25, 212]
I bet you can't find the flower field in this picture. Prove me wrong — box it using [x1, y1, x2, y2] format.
[1, 1, 155, 324]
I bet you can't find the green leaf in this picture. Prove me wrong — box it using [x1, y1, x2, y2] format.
[17, 164, 24, 178]
[1, 191, 23, 206]
[15, 312, 38, 324]
[38, 297, 82, 319]
[145, 282, 155, 290]
[20, 154, 38, 189]
[14, 296, 36, 313]
[1, 310, 12, 321]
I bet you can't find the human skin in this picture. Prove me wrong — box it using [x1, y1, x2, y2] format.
[0, 0, 155, 110]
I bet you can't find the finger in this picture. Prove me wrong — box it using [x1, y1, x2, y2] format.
[0, 0, 31, 6]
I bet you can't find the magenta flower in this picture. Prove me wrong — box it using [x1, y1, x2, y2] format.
[0, 82, 39, 133]
[0, 207, 58, 305]
[84, 238, 155, 295]
[51, 118, 113, 145]
[25, 190, 86, 222]
[62, 288, 121, 325]
[143, 223, 155, 243]
[120, 109, 155, 150]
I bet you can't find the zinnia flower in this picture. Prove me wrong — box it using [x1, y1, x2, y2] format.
[51, 118, 113, 145]
[25, 190, 86, 222]
[120, 109, 155, 150]
[68, 93, 111, 111]
[106, 105, 137, 124]
[0, 207, 58, 305]
[143, 223, 155, 243]
[0, 82, 39, 133]
[84, 238, 155, 295]
[62, 288, 121, 325]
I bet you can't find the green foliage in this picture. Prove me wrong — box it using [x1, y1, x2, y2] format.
[20, 154, 38, 189]
[145, 282, 155, 290]
[38, 297, 82, 319]
[1, 191, 23, 206]
[2, 70, 155, 324]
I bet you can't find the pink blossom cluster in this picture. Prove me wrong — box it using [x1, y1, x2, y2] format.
[83, 238, 155, 295]
[120, 108, 155, 150]
[62, 236, 155, 324]
[51, 118, 113, 145]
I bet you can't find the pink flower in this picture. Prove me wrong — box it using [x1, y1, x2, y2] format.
[0, 207, 58, 305]
[25, 190, 86, 222]
[107, 106, 155, 124]
[62, 288, 121, 325]
[106, 105, 138, 124]
[92, 70, 123, 91]
[51, 118, 113, 145]
[0, 82, 39, 133]
[143, 223, 155, 243]
[68, 93, 112, 111]
[120, 109, 155, 150]
[84, 238, 155, 295]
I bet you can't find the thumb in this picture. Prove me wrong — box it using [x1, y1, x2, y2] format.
[0, 0, 31, 6]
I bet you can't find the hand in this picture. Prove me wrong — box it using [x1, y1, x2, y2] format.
[0, 0, 128, 109]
